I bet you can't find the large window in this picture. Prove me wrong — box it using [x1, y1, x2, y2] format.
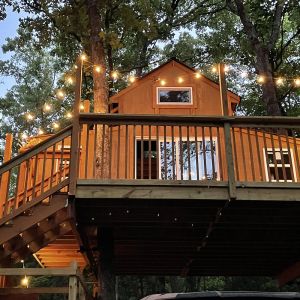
[157, 87, 192, 104]
[265, 148, 295, 181]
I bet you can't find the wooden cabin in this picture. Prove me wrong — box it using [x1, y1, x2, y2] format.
[0, 59, 300, 291]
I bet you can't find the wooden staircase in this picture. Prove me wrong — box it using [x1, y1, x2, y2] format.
[0, 126, 81, 268]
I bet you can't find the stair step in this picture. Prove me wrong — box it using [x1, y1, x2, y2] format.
[0, 194, 68, 245]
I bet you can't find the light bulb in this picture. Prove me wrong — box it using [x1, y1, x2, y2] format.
[66, 112, 72, 119]
[276, 77, 284, 86]
[95, 65, 101, 73]
[38, 129, 44, 135]
[178, 77, 184, 83]
[80, 103, 84, 110]
[53, 122, 60, 129]
[212, 66, 217, 73]
[257, 75, 265, 83]
[56, 90, 65, 99]
[294, 78, 300, 86]
[111, 71, 118, 80]
[80, 53, 87, 61]
[195, 72, 201, 79]
[44, 103, 51, 112]
[160, 79, 166, 86]
[66, 76, 74, 84]
[26, 114, 34, 121]
[129, 76, 135, 83]
[21, 276, 29, 287]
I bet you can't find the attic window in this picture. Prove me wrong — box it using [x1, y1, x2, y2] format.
[157, 87, 192, 104]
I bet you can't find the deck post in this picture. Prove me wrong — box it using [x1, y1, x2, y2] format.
[98, 228, 116, 300]
[69, 57, 83, 196]
[68, 261, 78, 300]
[218, 63, 236, 199]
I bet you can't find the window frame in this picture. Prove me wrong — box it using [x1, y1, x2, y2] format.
[263, 148, 297, 182]
[156, 87, 193, 105]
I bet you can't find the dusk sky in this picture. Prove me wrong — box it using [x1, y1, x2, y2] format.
[0, 7, 22, 97]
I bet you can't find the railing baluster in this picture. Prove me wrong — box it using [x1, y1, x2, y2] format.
[41, 150, 47, 193]
[101, 124, 106, 179]
[125, 124, 128, 179]
[141, 125, 144, 179]
[216, 126, 223, 181]
[195, 126, 200, 181]
[285, 129, 295, 182]
[209, 126, 215, 180]
[232, 127, 239, 181]
[277, 129, 287, 182]
[109, 125, 113, 179]
[179, 125, 183, 180]
[187, 126, 191, 180]
[292, 129, 300, 181]
[247, 128, 255, 181]
[156, 125, 159, 179]
[201, 127, 207, 180]
[148, 125, 151, 179]
[163, 125, 167, 180]
[262, 130, 271, 182]
[60, 140, 64, 183]
[132, 125, 136, 180]
[270, 130, 279, 181]
[32, 155, 39, 199]
[50, 145, 55, 188]
[85, 124, 89, 179]
[93, 124, 97, 178]
[23, 160, 30, 203]
[254, 128, 263, 181]
[239, 128, 247, 182]
[3, 169, 11, 216]
[171, 126, 176, 180]
[117, 125, 121, 179]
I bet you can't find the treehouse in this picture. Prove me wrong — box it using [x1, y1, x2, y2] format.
[0, 59, 300, 294]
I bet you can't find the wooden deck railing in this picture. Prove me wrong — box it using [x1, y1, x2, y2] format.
[0, 126, 72, 220]
[73, 114, 300, 198]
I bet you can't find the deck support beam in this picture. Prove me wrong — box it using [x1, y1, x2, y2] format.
[98, 227, 116, 300]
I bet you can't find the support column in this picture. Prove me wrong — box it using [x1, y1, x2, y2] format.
[98, 228, 116, 300]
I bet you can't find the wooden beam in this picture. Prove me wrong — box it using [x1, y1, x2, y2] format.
[0, 287, 69, 294]
[0, 268, 77, 276]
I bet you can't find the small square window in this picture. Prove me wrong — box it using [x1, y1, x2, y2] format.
[157, 87, 192, 104]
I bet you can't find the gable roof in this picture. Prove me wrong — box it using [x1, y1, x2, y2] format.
[110, 58, 240, 103]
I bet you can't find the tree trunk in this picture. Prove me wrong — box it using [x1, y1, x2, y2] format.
[254, 46, 282, 116]
[85, 0, 110, 178]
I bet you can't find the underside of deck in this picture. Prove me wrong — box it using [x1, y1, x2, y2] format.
[74, 179, 300, 276]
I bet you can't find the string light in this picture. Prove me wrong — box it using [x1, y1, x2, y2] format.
[53, 122, 60, 130]
[160, 79, 166, 86]
[66, 112, 72, 119]
[80, 53, 87, 61]
[56, 90, 65, 100]
[257, 75, 265, 84]
[44, 103, 51, 112]
[26, 113, 34, 121]
[20, 260, 29, 288]
[129, 76, 136, 83]
[294, 78, 300, 87]
[111, 71, 118, 80]
[66, 76, 74, 85]
[276, 77, 284, 86]
[212, 66, 217, 73]
[38, 129, 44, 135]
[178, 77, 184, 83]
[195, 72, 201, 79]
[94, 65, 102, 73]
[80, 103, 84, 110]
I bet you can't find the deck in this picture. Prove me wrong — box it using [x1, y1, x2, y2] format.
[0, 114, 300, 283]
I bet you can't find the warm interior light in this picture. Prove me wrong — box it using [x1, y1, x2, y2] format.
[160, 79, 166, 86]
[178, 77, 184, 83]
[21, 276, 29, 287]
[95, 65, 101, 73]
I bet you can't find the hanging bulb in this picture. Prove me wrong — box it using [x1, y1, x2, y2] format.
[53, 122, 60, 130]
[178, 77, 184, 83]
[294, 78, 300, 87]
[212, 66, 217, 73]
[80, 53, 87, 61]
[66, 112, 72, 119]
[111, 71, 118, 80]
[56, 90, 65, 100]
[195, 72, 201, 79]
[257, 75, 265, 84]
[276, 77, 284, 86]
[95, 65, 102, 73]
[66, 76, 74, 85]
[21, 276, 29, 287]
[129, 76, 136, 83]
[26, 113, 34, 121]
[44, 103, 51, 112]
[160, 79, 166, 86]
[38, 129, 44, 135]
